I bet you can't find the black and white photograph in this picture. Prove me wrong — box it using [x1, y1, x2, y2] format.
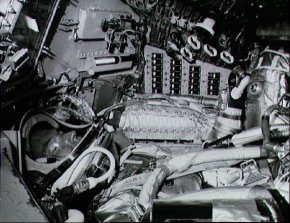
[0, 0, 289, 222]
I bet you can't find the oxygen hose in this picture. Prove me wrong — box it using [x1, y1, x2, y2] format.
[136, 146, 269, 213]
[81, 147, 116, 190]
[204, 124, 290, 148]
[138, 166, 170, 209]
[237, 124, 290, 144]
[164, 146, 268, 173]
[52, 146, 115, 196]
[160, 186, 273, 201]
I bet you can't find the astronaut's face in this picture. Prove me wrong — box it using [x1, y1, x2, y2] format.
[45, 130, 77, 158]
[29, 128, 78, 160]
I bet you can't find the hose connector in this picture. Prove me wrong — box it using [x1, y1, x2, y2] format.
[72, 179, 90, 194]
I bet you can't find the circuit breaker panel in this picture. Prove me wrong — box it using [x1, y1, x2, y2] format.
[144, 45, 231, 98]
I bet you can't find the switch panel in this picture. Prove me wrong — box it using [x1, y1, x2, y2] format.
[188, 66, 201, 95]
[151, 53, 163, 93]
[170, 59, 182, 94]
[144, 45, 231, 99]
[207, 72, 220, 96]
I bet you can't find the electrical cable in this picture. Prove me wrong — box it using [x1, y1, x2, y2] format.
[41, 110, 92, 129]
[44, 106, 93, 123]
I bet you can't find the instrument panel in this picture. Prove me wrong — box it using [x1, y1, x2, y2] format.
[144, 45, 231, 98]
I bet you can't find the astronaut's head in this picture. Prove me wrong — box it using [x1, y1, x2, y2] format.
[244, 49, 290, 129]
[29, 125, 77, 160]
[22, 113, 80, 162]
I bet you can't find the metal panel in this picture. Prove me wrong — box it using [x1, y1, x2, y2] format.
[0, 134, 48, 222]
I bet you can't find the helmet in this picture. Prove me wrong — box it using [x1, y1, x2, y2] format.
[21, 111, 78, 174]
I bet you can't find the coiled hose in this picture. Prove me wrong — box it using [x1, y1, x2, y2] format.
[51, 146, 115, 194]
